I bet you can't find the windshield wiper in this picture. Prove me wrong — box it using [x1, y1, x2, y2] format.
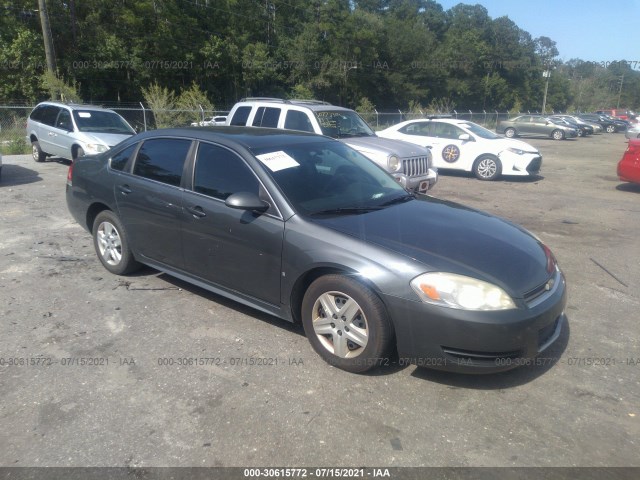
[379, 194, 415, 206]
[310, 206, 382, 216]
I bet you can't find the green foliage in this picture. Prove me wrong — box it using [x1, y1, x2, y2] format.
[356, 97, 376, 124]
[40, 72, 82, 103]
[141, 83, 176, 128]
[176, 83, 214, 126]
[0, 0, 638, 113]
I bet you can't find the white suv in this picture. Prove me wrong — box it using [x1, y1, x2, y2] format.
[26, 102, 135, 162]
[227, 98, 437, 192]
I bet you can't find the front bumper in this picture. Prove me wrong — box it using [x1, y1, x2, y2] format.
[394, 169, 437, 193]
[499, 152, 542, 176]
[383, 272, 567, 373]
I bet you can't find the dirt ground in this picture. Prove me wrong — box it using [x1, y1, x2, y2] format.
[0, 131, 638, 468]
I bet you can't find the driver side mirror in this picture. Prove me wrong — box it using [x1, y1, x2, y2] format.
[458, 133, 472, 142]
[225, 192, 269, 213]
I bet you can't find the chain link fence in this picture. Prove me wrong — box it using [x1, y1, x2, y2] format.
[1, 104, 561, 155]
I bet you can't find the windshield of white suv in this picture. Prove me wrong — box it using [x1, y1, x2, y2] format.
[73, 110, 135, 134]
[314, 111, 376, 138]
[459, 122, 500, 139]
[251, 140, 407, 216]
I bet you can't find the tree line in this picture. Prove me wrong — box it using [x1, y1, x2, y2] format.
[1, 0, 638, 112]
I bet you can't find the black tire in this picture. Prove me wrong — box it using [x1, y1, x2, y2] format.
[74, 146, 85, 159]
[552, 129, 565, 141]
[606, 124, 615, 133]
[92, 210, 140, 275]
[32, 141, 46, 162]
[473, 155, 502, 181]
[504, 128, 516, 138]
[301, 274, 393, 373]
[577, 129, 584, 137]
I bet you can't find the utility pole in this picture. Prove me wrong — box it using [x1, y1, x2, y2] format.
[541, 69, 550, 114]
[616, 74, 624, 109]
[38, 0, 57, 75]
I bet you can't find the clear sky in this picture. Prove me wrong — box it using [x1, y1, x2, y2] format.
[436, 0, 640, 65]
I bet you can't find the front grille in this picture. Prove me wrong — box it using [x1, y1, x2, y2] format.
[402, 156, 429, 177]
[523, 270, 559, 307]
[527, 156, 542, 173]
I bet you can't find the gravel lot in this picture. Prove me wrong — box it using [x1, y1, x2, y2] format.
[0, 132, 638, 468]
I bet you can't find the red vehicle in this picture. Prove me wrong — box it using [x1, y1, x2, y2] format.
[617, 139, 640, 185]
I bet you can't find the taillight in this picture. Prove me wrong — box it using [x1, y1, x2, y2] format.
[66, 161, 74, 187]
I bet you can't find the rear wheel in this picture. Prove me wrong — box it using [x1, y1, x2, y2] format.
[473, 155, 502, 181]
[606, 125, 616, 133]
[32, 141, 46, 162]
[92, 210, 140, 275]
[504, 128, 516, 138]
[301, 274, 393, 373]
[552, 129, 565, 140]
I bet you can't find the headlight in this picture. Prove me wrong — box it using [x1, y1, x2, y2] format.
[506, 147, 525, 155]
[387, 154, 401, 172]
[85, 144, 108, 153]
[410, 272, 516, 310]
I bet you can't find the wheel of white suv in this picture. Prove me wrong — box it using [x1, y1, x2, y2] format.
[32, 141, 46, 162]
[301, 274, 393, 373]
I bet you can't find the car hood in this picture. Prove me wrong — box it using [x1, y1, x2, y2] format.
[80, 132, 134, 147]
[309, 196, 551, 297]
[490, 138, 539, 154]
[340, 136, 430, 158]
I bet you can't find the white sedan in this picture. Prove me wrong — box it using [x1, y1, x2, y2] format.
[378, 118, 542, 181]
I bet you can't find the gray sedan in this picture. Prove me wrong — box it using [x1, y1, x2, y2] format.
[497, 115, 579, 140]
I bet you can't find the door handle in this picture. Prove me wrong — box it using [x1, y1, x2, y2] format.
[48, 132, 56, 136]
[186, 206, 206, 218]
[117, 185, 132, 195]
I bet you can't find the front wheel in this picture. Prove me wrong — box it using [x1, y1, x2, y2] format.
[504, 128, 516, 138]
[301, 274, 393, 373]
[552, 129, 565, 140]
[473, 155, 502, 181]
[74, 146, 85, 159]
[92, 210, 140, 275]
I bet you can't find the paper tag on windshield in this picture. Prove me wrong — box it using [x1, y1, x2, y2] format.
[78, 112, 92, 118]
[256, 151, 299, 172]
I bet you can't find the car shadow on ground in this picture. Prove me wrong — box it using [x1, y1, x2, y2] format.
[437, 170, 544, 183]
[408, 318, 570, 389]
[616, 183, 640, 193]
[0, 164, 43, 186]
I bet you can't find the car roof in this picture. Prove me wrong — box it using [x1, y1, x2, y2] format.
[35, 101, 116, 112]
[235, 98, 353, 113]
[400, 118, 474, 127]
[130, 126, 331, 150]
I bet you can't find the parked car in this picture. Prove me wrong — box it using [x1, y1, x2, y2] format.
[617, 139, 640, 185]
[577, 113, 622, 133]
[598, 114, 630, 131]
[377, 118, 542, 181]
[595, 109, 635, 122]
[496, 115, 579, 140]
[26, 102, 136, 162]
[191, 116, 227, 127]
[554, 114, 602, 134]
[66, 127, 567, 374]
[548, 116, 593, 137]
[226, 98, 437, 192]
[625, 122, 640, 140]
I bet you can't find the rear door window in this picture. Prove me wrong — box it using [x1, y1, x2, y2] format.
[252, 107, 281, 128]
[133, 138, 191, 187]
[37, 105, 61, 126]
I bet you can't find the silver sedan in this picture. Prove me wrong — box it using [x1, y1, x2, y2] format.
[625, 122, 640, 140]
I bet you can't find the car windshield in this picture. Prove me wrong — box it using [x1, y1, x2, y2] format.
[73, 110, 135, 134]
[313, 110, 376, 138]
[459, 122, 500, 139]
[250, 140, 407, 216]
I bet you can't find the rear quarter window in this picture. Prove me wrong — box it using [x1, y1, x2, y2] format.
[230, 106, 252, 126]
[109, 144, 138, 172]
